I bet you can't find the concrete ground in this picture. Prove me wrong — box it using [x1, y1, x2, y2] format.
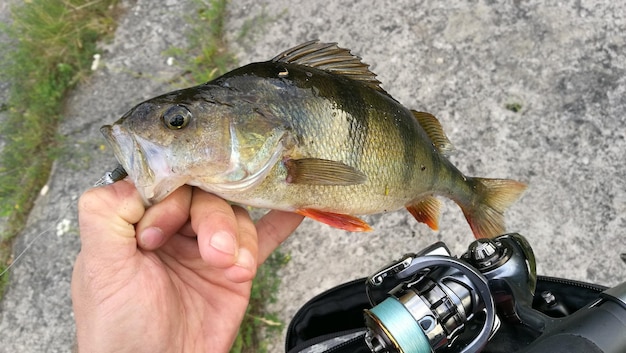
[0, 0, 624, 351]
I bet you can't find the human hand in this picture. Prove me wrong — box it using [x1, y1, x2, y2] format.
[71, 180, 303, 353]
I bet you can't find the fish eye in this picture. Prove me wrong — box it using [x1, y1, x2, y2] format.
[162, 105, 192, 130]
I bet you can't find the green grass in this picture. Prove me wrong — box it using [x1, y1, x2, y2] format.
[231, 251, 290, 353]
[0, 0, 120, 295]
[167, 1, 288, 351]
[505, 102, 523, 113]
[165, 0, 237, 86]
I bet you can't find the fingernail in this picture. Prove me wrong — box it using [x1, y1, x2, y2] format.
[210, 231, 237, 256]
[236, 248, 255, 271]
[139, 227, 164, 249]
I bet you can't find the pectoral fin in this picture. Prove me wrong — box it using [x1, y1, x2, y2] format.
[285, 158, 367, 185]
[406, 196, 442, 231]
[296, 208, 373, 232]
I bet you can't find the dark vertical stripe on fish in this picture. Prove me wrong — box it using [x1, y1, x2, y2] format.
[345, 80, 369, 172]
[400, 107, 418, 184]
[320, 72, 369, 169]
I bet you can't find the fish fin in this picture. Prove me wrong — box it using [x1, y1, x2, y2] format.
[406, 196, 442, 231]
[296, 208, 373, 232]
[411, 111, 454, 155]
[460, 178, 527, 239]
[285, 158, 367, 185]
[271, 40, 385, 93]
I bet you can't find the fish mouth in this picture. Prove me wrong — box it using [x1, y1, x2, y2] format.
[100, 125, 186, 205]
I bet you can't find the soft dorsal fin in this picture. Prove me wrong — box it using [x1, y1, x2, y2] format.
[412, 111, 454, 155]
[271, 40, 384, 92]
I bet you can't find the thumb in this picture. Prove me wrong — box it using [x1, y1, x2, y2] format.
[77, 180, 145, 263]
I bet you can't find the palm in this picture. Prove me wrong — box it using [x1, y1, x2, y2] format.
[95, 236, 252, 352]
[72, 182, 303, 353]
[155, 234, 252, 353]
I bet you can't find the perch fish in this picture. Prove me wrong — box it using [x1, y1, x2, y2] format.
[100, 41, 526, 238]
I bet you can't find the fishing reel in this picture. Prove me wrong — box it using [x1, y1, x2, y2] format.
[286, 233, 626, 353]
[363, 233, 536, 353]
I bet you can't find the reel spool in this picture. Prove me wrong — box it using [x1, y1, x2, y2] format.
[364, 255, 497, 353]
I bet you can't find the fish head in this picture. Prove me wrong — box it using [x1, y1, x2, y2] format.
[100, 86, 288, 205]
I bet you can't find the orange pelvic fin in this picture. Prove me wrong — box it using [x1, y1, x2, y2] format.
[295, 209, 373, 232]
[406, 196, 442, 231]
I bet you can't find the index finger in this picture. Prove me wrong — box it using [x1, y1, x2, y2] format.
[135, 185, 193, 250]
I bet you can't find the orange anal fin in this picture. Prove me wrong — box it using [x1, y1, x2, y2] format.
[406, 196, 441, 231]
[295, 209, 373, 232]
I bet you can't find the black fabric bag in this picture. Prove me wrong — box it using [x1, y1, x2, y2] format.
[285, 276, 606, 353]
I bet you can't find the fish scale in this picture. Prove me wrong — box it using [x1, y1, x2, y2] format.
[99, 40, 526, 238]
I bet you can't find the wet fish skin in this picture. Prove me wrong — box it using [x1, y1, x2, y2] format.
[100, 41, 526, 238]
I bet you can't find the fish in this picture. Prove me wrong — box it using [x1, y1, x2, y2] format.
[99, 40, 526, 238]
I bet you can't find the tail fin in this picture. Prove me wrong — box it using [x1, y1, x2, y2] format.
[460, 178, 527, 239]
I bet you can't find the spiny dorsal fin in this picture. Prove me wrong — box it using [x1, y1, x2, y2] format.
[412, 111, 454, 155]
[271, 40, 384, 92]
